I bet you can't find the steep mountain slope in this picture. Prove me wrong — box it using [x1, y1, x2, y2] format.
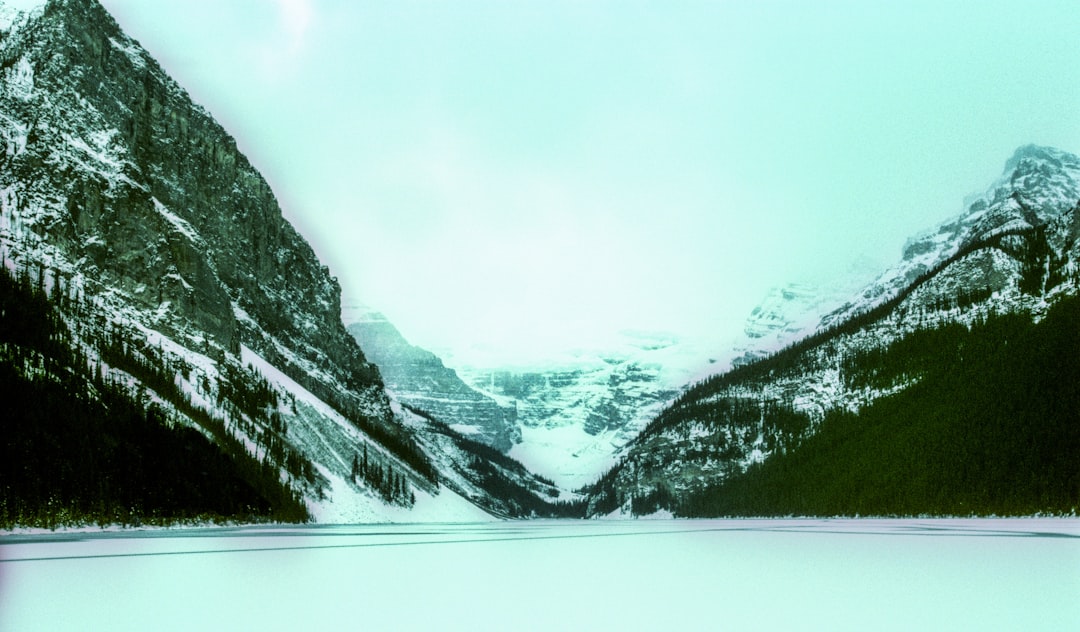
[346, 310, 520, 452]
[587, 145, 1080, 517]
[345, 309, 586, 514]
[0, 0, 495, 524]
[397, 404, 581, 516]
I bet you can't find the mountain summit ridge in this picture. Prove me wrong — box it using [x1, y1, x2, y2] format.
[821, 143, 1080, 330]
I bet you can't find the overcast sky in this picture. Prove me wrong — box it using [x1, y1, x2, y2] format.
[96, 0, 1080, 367]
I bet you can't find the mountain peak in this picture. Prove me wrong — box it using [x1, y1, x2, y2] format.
[983, 144, 1080, 221]
[819, 144, 1080, 331]
[1003, 144, 1079, 175]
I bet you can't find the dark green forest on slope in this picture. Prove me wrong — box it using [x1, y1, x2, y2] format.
[0, 266, 310, 528]
[679, 296, 1080, 517]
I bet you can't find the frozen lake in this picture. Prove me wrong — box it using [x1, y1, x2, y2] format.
[2, 519, 1078, 631]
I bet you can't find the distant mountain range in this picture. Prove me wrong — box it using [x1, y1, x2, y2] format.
[346, 307, 704, 491]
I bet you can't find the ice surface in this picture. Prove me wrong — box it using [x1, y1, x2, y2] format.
[2, 519, 1077, 631]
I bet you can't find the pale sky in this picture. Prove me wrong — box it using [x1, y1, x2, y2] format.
[97, 0, 1080, 367]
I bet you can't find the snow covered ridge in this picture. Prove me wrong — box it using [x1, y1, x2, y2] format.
[823, 144, 1080, 330]
[721, 265, 879, 373]
[0, 0, 547, 523]
[585, 144, 1080, 517]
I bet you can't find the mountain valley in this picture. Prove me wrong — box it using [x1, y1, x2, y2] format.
[1, 0, 1077, 527]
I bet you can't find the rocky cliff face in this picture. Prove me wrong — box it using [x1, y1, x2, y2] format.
[0, 0, 384, 414]
[0, 0, 498, 522]
[587, 145, 1080, 516]
[346, 311, 520, 452]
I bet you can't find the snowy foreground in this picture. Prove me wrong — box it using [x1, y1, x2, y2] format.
[2, 519, 1078, 631]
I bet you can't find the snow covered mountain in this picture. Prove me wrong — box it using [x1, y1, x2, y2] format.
[451, 331, 711, 491]
[347, 302, 713, 492]
[0, 0, 568, 524]
[6, 0, 1074, 525]
[587, 144, 1080, 517]
[345, 309, 520, 452]
[726, 264, 878, 370]
[822, 144, 1080, 329]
